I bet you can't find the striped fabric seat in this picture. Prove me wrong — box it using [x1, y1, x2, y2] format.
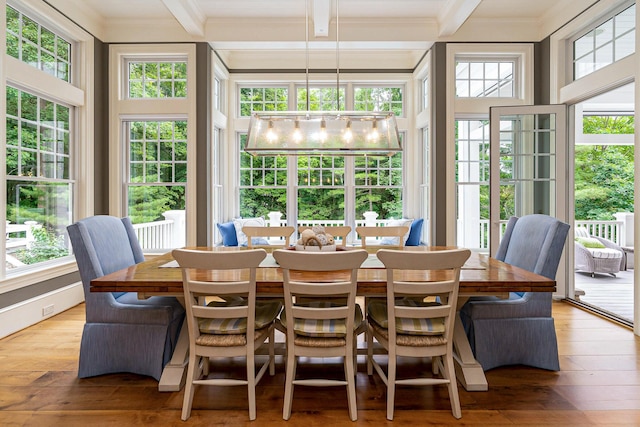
[367, 299, 445, 336]
[198, 300, 282, 335]
[280, 300, 363, 338]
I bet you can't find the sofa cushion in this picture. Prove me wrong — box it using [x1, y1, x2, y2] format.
[406, 218, 424, 246]
[232, 217, 265, 246]
[380, 218, 413, 245]
[216, 221, 238, 246]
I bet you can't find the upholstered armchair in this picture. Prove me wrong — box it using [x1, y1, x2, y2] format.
[574, 226, 625, 277]
[67, 215, 185, 380]
[459, 214, 570, 371]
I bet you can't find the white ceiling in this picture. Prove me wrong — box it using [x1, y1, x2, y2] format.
[47, 0, 600, 69]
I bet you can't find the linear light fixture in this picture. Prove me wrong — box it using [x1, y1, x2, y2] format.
[244, 0, 401, 157]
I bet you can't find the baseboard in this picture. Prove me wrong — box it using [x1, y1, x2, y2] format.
[0, 282, 85, 339]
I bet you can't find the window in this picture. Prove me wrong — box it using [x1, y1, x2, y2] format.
[455, 61, 514, 98]
[455, 119, 490, 250]
[354, 86, 403, 116]
[238, 86, 290, 218]
[126, 120, 187, 226]
[3, 2, 92, 283]
[5, 87, 72, 268]
[5, 5, 72, 82]
[236, 83, 405, 230]
[422, 75, 429, 111]
[127, 61, 187, 98]
[110, 44, 196, 251]
[239, 87, 288, 116]
[239, 134, 288, 218]
[573, 4, 635, 80]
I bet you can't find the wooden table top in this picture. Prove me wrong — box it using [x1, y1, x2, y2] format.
[90, 246, 556, 297]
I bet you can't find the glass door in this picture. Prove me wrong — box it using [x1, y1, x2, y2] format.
[489, 105, 568, 258]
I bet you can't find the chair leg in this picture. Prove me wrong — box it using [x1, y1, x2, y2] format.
[283, 350, 297, 420]
[345, 349, 358, 421]
[269, 327, 276, 376]
[247, 352, 257, 420]
[366, 324, 374, 376]
[181, 353, 198, 421]
[443, 355, 462, 419]
[386, 353, 396, 421]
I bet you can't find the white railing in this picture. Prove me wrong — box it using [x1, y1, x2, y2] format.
[575, 220, 623, 245]
[132, 219, 175, 249]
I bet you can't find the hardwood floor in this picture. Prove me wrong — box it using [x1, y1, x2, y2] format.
[1, 301, 639, 426]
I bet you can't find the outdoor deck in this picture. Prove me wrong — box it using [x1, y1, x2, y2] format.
[574, 269, 635, 323]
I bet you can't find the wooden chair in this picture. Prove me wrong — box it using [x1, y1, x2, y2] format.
[272, 249, 369, 421]
[297, 225, 352, 246]
[355, 225, 409, 250]
[172, 248, 281, 421]
[366, 248, 471, 420]
[243, 225, 295, 250]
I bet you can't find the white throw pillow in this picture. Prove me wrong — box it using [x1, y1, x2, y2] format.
[380, 218, 413, 245]
[233, 217, 266, 247]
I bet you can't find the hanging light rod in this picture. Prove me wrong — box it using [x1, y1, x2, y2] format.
[245, 111, 401, 157]
[244, 0, 402, 157]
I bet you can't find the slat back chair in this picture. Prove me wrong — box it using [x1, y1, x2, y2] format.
[272, 249, 369, 421]
[172, 248, 281, 421]
[297, 225, 352, 246]
[367, 248, 471, 420]
[355, 226, 409, 251]
[243, 225, 295, 250]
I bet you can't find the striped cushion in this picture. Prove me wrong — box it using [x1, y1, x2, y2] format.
[587, 247, 623, 259]
[280, 301, 363, 338]
[198, 300, 282, 335]
[367, 299, 445, 336]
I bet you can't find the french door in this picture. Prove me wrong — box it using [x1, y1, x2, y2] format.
[489, 105, 569, 258]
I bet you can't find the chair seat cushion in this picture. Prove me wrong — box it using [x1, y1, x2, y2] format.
[367, 299, 445, 336]
[280, 301, 363, 338]
[369, 320, 447, 347]
[586, 247, 623, 259]
[195, 326, 271, 347]
[198, 300, 282, 335]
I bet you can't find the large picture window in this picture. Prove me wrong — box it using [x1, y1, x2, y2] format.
[237, 83, 405, 231]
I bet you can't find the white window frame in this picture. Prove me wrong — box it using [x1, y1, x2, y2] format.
[109, 44, 197, 248]
[550, 0, 638, 331]
[445, 43, 534, 245]
[227, 73, 415, 235]
[1, 0, 93, 292]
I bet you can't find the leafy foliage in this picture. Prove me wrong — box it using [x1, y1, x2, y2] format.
[14, 226, 68, 265]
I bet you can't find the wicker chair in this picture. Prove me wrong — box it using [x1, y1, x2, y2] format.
[574, 227, 625, 277]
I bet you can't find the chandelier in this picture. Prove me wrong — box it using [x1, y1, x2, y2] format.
[245, 0, 401, 157]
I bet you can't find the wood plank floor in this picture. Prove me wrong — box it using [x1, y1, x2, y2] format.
[574, 270, 635, 322]
[1, 301, 639, 426]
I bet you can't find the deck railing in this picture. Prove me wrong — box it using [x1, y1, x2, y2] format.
[109, 210, 630, 250]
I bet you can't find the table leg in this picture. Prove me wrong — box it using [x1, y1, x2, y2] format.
[158, 320, 189, 392]
[452, 311, 488, 391]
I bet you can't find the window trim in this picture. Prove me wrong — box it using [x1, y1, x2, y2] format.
[445, 43, 534, 245]
[1, 0, 93, 289]
[109, 44, 197, 248]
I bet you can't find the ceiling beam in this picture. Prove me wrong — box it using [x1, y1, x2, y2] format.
[313, 0, 331, 37]
[161, 0, 205, 37]
[438, 0, 482, 37]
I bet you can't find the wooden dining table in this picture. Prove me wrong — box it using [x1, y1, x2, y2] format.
[90, 246, 555, 393]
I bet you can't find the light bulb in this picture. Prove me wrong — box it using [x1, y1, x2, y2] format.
[368, 120, 379, 141]
[266, 120, 277, 143]
[343, 120, 353, 142]
[292, 120, 303, 143]
[319, 119, 327, 142]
